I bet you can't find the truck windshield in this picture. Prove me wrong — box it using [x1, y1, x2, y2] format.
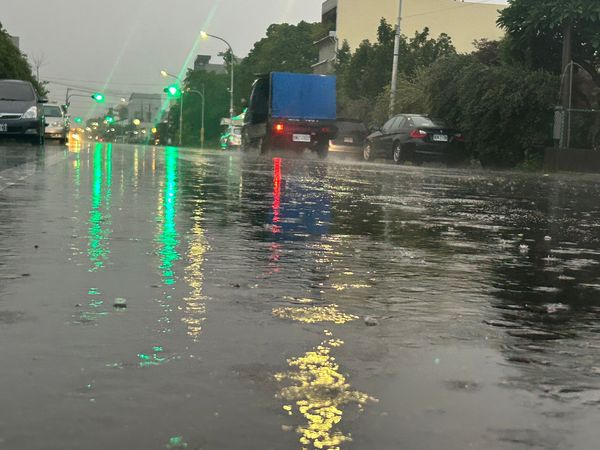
[0, 82, 35, 101]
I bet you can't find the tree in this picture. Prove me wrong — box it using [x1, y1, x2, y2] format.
[426, 56, 558, 167]
[336, 20, 456, 123]
[178, 69, 230, 146]
[498, 0, 600, 85]
[235, 21, 327, 106]
[0, 23, 45, 94]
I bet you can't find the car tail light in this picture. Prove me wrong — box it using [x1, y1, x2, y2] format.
[321, 127, 330, 133]
[274, 123, 285, 133]
[410, 129, 427, 139]
[454, 133, 465, 142]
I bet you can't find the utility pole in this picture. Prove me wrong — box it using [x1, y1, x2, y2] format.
[390, 0, 403, 117]
[560, 21, 573, 149]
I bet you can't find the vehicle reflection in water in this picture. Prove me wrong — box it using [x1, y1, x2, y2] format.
[266, 157, 376, 450]
[88, 143, 112, 272]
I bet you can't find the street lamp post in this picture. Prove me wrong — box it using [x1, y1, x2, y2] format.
[161, 70, 184, 146]
[201, 31, 235, 122]
[187, 84, 206, 149]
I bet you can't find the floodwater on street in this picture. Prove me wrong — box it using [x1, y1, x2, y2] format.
[2, 142, 600, 450]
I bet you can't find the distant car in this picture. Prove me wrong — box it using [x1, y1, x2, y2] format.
[329, 119, 368, 156]
[0, 79, 46, 145]
[363, 114, 466, 164]
[43, 104, 68, 144]
[220, 126, 242, 150]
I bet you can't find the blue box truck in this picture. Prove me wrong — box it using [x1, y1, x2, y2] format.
[242, 72, 337, 158]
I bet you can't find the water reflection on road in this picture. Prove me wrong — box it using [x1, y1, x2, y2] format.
[2, 144, 600, 449]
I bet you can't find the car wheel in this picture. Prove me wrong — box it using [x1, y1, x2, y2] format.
[363, 143, 373, 161]
[393, 143, 403, 164]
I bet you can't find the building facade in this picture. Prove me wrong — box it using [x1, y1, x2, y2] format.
[128, 93, 163, 126]
[314, 0, 506, 73]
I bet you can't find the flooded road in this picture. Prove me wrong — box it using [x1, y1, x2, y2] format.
[1, 142, 600, 449]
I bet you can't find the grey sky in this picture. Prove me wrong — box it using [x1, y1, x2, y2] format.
[3, 0, 323, 118]
[3, 0, 506, 119]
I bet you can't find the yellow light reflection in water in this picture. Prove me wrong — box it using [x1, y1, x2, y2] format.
[182, 212, 208, 340]
[88, 143, 112, 271]
[157, 147, 180, 286]
[275, 339, 377, 450]
[272, 305, 358, 325]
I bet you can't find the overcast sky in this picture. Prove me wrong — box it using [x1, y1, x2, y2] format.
[3, 0, 506, 119]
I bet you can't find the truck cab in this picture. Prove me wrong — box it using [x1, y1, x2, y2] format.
[242, 72, 337, 158]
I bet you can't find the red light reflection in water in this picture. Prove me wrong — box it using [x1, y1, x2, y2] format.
[272, 157, 282, 234]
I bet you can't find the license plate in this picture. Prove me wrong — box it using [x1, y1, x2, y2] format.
[0, 124, 7, 133]
[293, 134, 311, 143]
[433, 134, 448, 142]
[344, 137, 354, 144]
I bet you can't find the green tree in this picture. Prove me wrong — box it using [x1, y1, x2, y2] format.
[426, 56, 558, 167]
[235, 21, 327, 105]
[336, 20, 455, 123]
[175, 69, 230, 146]
[498, 0, 600, 84]
[0, 22, 45, 94]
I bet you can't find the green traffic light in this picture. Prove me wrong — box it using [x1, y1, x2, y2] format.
[92, 93, 105, 103]
[164, 84, 181, 98]
[74, 117, 83, 124]
[105, 116, 114, 124]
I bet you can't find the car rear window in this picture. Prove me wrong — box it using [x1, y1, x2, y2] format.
[0, 82, 35, 101]
[410, 116, 446, 128]
[44, 106, 63, 117]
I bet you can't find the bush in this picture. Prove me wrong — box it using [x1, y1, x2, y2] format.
[426, 56, 558, 167]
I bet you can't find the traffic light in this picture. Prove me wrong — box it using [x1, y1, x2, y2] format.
[74, 117, 83, 124]
[105, 116, 115, 124]
[164, 84, 182, 99]
[91, 93, 105, 103]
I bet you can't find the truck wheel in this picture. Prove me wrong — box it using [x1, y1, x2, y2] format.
[259, 137, 270, 155]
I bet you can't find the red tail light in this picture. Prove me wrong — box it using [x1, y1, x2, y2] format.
[321, 127, 330, 133]
[274, 123, 285, 133]
[454, 133, 465, 142]
[410, 129, 427, 139]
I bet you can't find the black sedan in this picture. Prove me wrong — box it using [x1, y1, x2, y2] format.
[363, 114, 466, 164]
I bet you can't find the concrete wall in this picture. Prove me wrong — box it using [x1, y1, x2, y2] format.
[337, 0, 506, 53]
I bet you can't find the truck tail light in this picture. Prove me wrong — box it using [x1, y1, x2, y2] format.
[454, 133, 465, 142]
[274, 123, 285, 133]
[410, 129, 428, 139]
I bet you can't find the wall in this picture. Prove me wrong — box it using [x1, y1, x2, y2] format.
[337, 0, 506, 53]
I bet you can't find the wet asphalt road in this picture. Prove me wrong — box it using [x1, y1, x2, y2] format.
[2, 142, 600, 450]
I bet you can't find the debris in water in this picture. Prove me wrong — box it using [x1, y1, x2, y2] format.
[519, 244, 529, 253]
[113, 298, 127, 309]
[166, 436, 188, 449]
[544, 236, 552, 242]
[364, 316, 379, 327]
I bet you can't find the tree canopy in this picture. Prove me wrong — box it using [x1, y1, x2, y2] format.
[498, 0, 600, 84]
[0, 23, 45, 94]
[235, 21, 327, 105]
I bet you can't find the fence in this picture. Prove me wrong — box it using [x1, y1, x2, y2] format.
[555, 107, 600, 150]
